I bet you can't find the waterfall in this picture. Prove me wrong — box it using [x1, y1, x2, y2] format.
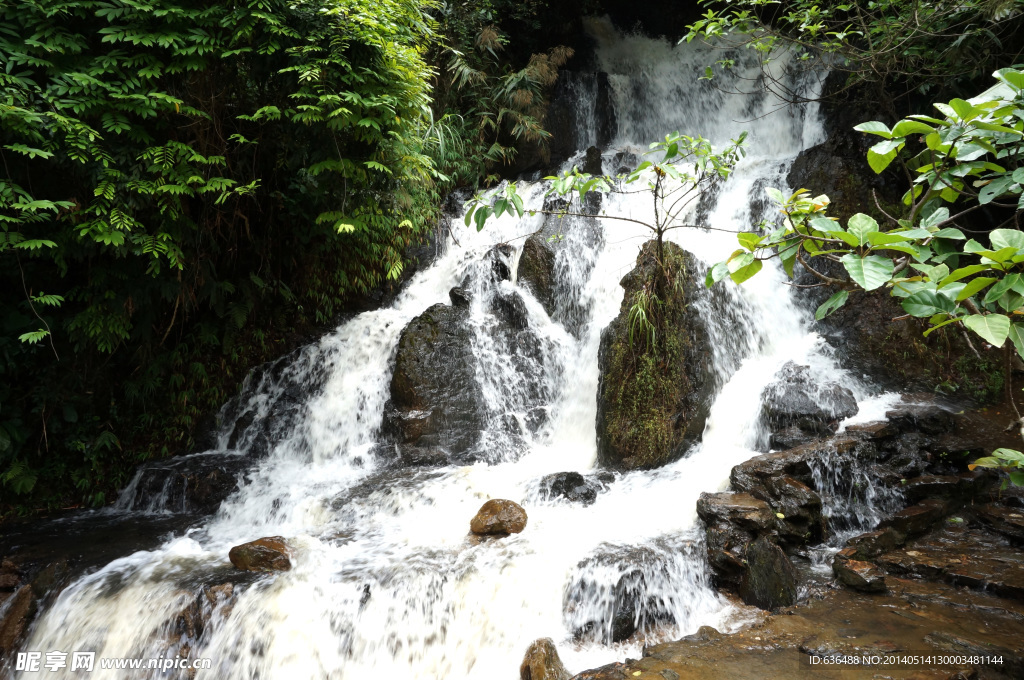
[16, 20, 890, 679]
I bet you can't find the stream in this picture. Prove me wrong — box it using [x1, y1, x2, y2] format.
[13, 20, 900, 680]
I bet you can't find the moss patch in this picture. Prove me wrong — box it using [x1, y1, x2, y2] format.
[597, 241, 712, 469]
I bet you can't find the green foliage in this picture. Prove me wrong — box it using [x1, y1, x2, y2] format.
[713, 69, 1024, 361]
[969, 447, 1024, 487]
[0, 0, 448, 510]
[684, 0, 1024, 100]
[431, 1, 574, 185]
[468, 130, 748, 281]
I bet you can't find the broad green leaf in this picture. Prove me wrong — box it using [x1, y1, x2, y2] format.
[1009, 322, 1024, 359]
[737, 232, 761, 251]
[891, 120, 935, 137]
[866, 231, 911, 246]
[920, 207, 949, 229]
[867, 147, 897, 173]
[728, 257, 762, 284]
[932, 228, 966, 240]
[902, 290, 955, 317]
[853, 121, 892, 138]
[963, 313, 1010, 347]
[815, 290, 849, 320]
[955, 277, 997, 301]
[990, 229, 1024, 251]
[846, 213, 879, 246]
[948, 98, 977, 121]
[841, 253, 893, 291]
[826, 230, 860, 247]
[765, 187, 785, 204]
[705, 261, 730, 288]
[984, 273, 1023, 304]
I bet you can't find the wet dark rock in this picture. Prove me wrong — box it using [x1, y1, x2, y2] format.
[385, 302, 486, 460]
[228, 536, 292, 572]
[611, 150, 640, 175]
[493, 289, 531, 330]
[731, 437, 863, 498]
[173, 582, 236, 642]
[0, 573, 18, 590]
[760, 362, 858, 438]
[566, 543, 684, 645]
[449, 286, 471, 307]
[844, 527, 906, 560]
[518, 234, 557, 316]
[739, 537, 798, 610]
[489, 244, 515, 283]
[833, 549, 887, 593]
[520, 637, 571, 680]
[902, 475, 962, 504]
[924, 632, 1024, 677]
[582, 145, 603, 175]
[844, 421, 897, 440]
[878, 524, 1024, 600]
[974, 504, 1024, 543]
[767, 426, 819, 451]
[697, 492, 774, 586]
[763, 476, 824, 547]
[879, 498, 948, 537]
[538, 471, 611, 506]
[885, 399, 956, 436]
[596, 241, 713, 470]
[399, 446, 449, 468]
[574, 570, 1024, 680]
[0, 584, 33, 655]
[117, 452, 248, 514]
[470, 499, 528, 535]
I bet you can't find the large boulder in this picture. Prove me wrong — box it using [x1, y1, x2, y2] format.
[518, 234, 557, 317]
[739, 536, 798, 610]
[596, 241, 713, 470]
[228, 537, 292, 572]
[384, 302, 486, 461]
[696, 492, 775, 586]
[520, 638, 571, 680]
[470, 499, 528, 536]
[761, 362, 858, 440]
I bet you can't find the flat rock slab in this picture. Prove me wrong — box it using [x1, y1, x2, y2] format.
[571, 576, 1024, 679]
[877, 525, 1024, 600]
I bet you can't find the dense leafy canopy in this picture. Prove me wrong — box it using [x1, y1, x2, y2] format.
[685, 0, 1024, 103]
[0, 0, 570, 510]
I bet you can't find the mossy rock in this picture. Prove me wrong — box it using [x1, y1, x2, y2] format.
[596, 240, 713, 470]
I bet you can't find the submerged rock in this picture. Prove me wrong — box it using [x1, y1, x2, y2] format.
[537, 471, 613, 506]
[760, 362, 858, 440]
[739, 536, 798, 610]
[596, 241, 713, 470]
[520, 638, 570, 680]
[228, 536, 292, 572]
[470, 499, 528, 535]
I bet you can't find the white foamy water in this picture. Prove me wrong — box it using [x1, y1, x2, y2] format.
[17, 23, 887, 680]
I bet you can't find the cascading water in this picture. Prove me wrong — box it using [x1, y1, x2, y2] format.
[16, 21, 896, 679]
